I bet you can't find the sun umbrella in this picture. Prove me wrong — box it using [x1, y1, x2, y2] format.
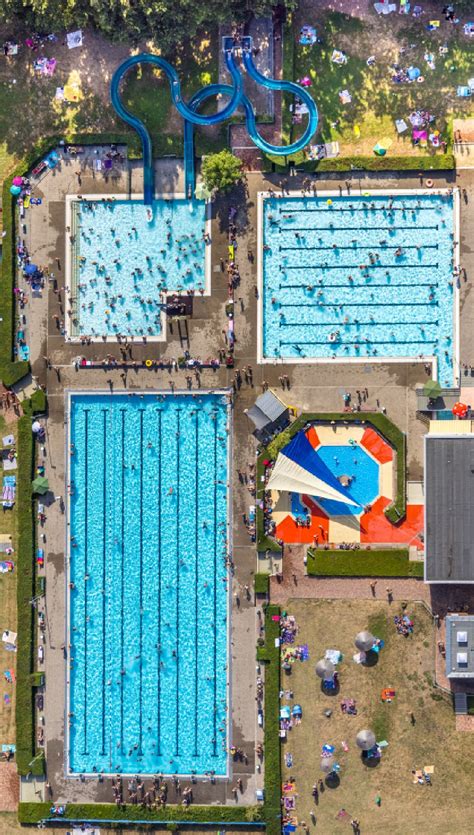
[354, 631, 375, 651]
[10, 185, 21, 196]
[194, 182, 212, 200]
[423, 379, 442, 398]
[320, 756, 335, 773]
[356, 729, 376, 751]
[24, 264, 38, 276]
[452, 402, 468, 418]
[32, 476, 49, 495]
[315, 659, 335, 679]
[12, 176, 23, 186]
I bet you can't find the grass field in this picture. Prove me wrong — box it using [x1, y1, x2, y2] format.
[280, 599, 473, 835]
[288, 6, 474, 155]
[0, 27, 223, 187]
[0, 415, 17, 753]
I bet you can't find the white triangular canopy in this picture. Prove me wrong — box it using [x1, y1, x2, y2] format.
[267, 453, 358, 506]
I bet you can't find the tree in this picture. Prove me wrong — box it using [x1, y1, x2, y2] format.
[201, 150, 244, 193]
[0, 1, 294, 53]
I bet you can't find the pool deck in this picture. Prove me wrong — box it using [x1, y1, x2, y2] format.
[18, 149, 474, 807]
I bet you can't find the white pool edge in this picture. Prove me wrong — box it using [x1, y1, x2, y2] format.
[64, 194, 212, 344]
[64, 388, 234, 781]
[257, 187, 460, 386]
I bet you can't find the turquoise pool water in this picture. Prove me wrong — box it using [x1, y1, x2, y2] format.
[68, 392, 230, 775]
[71, 199, 207, 338]
[314, 445, 379, 516]
[262, 193, 455, 385]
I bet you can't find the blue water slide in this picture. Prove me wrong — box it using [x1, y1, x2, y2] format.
[238, 36, 318, 156]
[111, 37, 318, 203]
[110, 49, 244, 203]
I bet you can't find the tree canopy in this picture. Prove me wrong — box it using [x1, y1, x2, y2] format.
[201, 150, 244, 193]
[0, 0, 292, 52]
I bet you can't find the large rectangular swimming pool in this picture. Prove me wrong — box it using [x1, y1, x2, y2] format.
[259, 190, 457, 386]
[67, 392, 230, 775]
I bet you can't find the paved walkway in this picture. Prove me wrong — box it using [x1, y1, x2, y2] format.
[269, 544, 430, 604]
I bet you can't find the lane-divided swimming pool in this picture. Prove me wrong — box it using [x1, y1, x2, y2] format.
[66, 391, 231, 776]
[258, 189, 459, 386]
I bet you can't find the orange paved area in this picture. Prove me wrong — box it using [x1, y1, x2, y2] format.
[361, 427, 393, 463]
[275, 495, 329, 544]
[305, 426, 320, 449]
[360, 496, 424, 546]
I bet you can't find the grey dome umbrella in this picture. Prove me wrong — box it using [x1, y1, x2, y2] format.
[356, 729, 376, 751]
[315, 659, 335, 679]
[355, 631, 375, 652]
[320, 756, 335, 773]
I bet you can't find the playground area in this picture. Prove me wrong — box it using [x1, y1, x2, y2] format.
[280, 599, 474, 835]
[266, 421, 423, 548]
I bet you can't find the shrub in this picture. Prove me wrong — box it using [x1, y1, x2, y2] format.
[260, 605, 281, 835]
[22, 390, 47, 417]
[254, 573, 270, 595]
[15, 416, 37, 775]
[264, 153, 456, 173]
[307, 548, 424, 578]
[18, 802, 263, 825]
[201, 150, 244, 192]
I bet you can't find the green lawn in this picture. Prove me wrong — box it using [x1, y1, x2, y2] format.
[287, 8, 474, 155]
[0, 28, 223, 187]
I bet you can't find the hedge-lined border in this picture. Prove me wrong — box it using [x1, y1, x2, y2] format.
[259, 605, 281, 835]
[1, 133, 139, 388]
[15, 413, 45, 775]
[264, 152, 455, 173]
[256, 412, 406, 550]
[307, 548, 424, 578]
[18, 803, 263, 826]
[254, 573, 270, 595]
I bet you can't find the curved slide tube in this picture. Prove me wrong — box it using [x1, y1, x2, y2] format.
[110, 49, 244, 203]
[239, 37, 318, 156]
[111, 38, 318, 204]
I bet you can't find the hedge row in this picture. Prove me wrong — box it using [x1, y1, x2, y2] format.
[15, 414, 44, 775]
[307, 548, 424, 578]
[254, 573, 270, 595]
[260, 605, 281, 835]
[257, 412, 407, 550]
[18, 803, 263, 825]
[256, 453, 281, 554]
[0, 131, 144, 388]
[264, 153, 456, 173]
[21, 389, 47, 417]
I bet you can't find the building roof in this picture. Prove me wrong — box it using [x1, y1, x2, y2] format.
[425, 435, 474, 583]
[446, 615, 474, 678]
[246, 391, 288, 431]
